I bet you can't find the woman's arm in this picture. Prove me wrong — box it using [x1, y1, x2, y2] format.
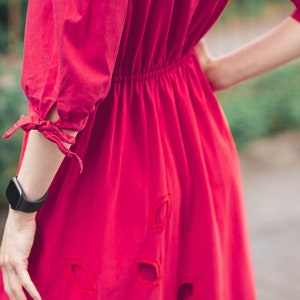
[1, 0, 128, 298]
[17, 108, 77, 201]
[0, 108, 77, 300]
[0, 135, 67, 300]
[201, 17, 300, 91]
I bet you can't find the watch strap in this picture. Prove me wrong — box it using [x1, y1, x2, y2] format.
[16, 192, 48, 212]
[6, 176, 48, 213]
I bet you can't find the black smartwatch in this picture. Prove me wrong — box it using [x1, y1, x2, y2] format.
[6, 176, 48, 213]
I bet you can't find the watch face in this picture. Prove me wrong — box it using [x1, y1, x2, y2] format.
[6, 178, 22, 209]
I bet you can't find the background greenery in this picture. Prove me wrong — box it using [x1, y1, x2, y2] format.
[221, 0, 286, 18]
[0, 0, 26, 53]
[219, 61, 300, 148]
[0, 0, 299, 204]
[0, 59, 25, 204]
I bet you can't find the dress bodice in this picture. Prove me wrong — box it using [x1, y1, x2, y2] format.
[114, 0, 228, 75]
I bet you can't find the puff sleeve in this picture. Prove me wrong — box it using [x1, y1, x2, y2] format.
[291, 0, 300, 21]
[3, 0, 128, 170]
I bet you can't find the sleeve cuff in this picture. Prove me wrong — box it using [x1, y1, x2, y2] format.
[3, 115, 83, 172]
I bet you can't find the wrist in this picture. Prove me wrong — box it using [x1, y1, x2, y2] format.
[6, 176, 47, 212]
[205, 57, 240, 91]
[8, 207, 37, 223]
[205, 58, 225, 91]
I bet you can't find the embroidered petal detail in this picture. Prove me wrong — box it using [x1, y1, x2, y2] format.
[3, 115, 83, 172]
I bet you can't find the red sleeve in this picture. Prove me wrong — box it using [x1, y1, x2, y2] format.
[291, 0, 300, 21]
[3, 0, 128, 171]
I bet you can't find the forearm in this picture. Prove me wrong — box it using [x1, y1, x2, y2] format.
[206, 17, 300, 91]
[17, 108, 77, 202]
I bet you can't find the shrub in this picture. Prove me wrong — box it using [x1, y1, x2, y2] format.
[0, 59, 26, 204]
[219, 61, 300, 148]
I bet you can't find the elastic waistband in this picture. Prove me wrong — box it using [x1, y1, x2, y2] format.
[112, 50, 197, 84]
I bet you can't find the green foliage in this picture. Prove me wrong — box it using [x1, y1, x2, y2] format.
[219, 61, 300, 148]
[0, 59, 26, 204]
[231, 0, 285, 10]
[0, 1, 8, 53]
[220, 0, 288, 21]
[0, 0, 27, 53]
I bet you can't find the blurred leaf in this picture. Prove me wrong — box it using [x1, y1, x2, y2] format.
[0, 58, 26, 203]
[219, 60, 300, 148]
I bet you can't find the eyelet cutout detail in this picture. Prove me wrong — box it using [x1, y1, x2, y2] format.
[64, 258, 97, 294]
[133, 257, 161, 288]
[177, 279, 200, 299]
[148, 193, 172, 232]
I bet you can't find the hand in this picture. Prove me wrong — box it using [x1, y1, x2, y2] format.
[0, 208, 41, 300]
[196, 41, 223, 91]
[196, 41, 231, 91]
[196, 40, 214, 74]
[197, 18, 300, 92]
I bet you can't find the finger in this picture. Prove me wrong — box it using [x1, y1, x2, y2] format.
[3, 267, 26, 300]
[2, 269, 11, 297]
[15, 265, 41, 300]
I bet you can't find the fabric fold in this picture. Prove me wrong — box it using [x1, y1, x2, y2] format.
[292, 0, 300, 21]
[3, 115, 83, 172]
[292, 8, 300, 21]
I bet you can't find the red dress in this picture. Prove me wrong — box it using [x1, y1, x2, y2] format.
[1, 1, 300, 299]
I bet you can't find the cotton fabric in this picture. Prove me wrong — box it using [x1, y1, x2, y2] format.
[1, 0, 300, 299]
[292, 0, 300, 20]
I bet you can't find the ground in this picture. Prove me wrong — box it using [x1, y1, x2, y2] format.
[240, 130, 300, 300]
